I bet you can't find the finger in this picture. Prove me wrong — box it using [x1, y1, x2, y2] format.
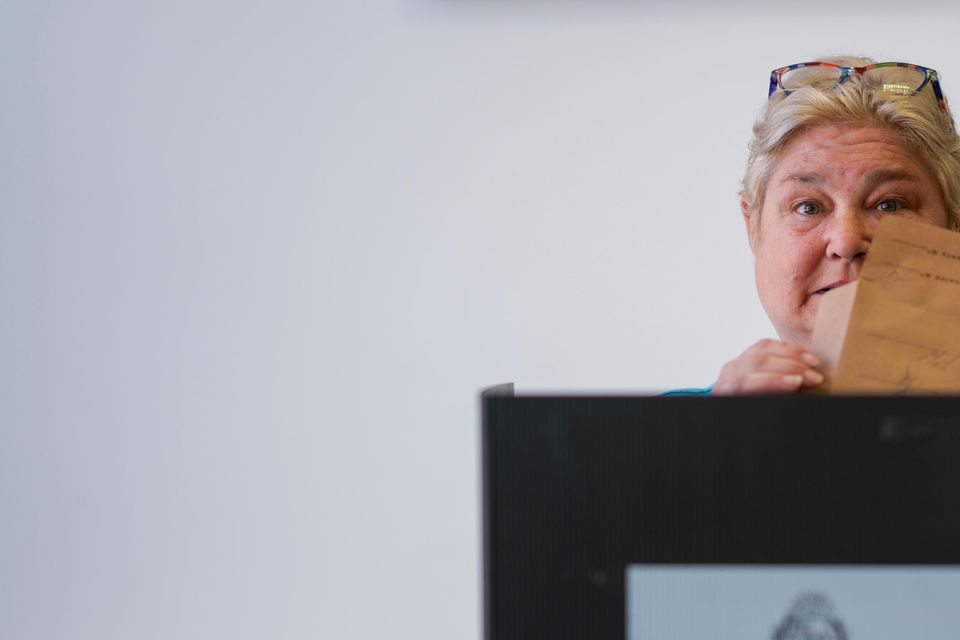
[746, 339, 820, 367]
[737, 371, 808, 394]
[714, 371, 804, 394]
[713, 368, 814, 395]
[752, 355, 824, 385]
[717, 354, 822, 391]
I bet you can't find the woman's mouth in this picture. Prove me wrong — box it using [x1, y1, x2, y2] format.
[813, 279, 855, 295]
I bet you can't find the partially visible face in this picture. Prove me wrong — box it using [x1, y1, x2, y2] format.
[745, 123, 950, 347]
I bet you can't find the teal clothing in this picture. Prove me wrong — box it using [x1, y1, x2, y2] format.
[661, 385, 713, 396]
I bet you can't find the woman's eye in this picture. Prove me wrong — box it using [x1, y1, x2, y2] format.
[795, 201, 821, 216]
[877, 199, 904, 213]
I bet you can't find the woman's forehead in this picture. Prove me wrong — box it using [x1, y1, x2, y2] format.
[772, 123, 934, 183]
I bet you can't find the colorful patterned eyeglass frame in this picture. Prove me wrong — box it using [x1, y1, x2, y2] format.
[768, 61, 947, 112]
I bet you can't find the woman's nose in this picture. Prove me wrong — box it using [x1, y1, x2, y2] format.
[825, 210, 873, 262]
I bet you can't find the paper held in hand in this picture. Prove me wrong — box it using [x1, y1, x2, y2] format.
[809, 216, 960, 394]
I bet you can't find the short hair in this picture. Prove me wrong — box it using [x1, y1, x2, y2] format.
[740, 55, 960, 231]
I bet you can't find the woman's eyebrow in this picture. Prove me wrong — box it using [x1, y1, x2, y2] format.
[864, 169, 919, 188]
[779, 172, 822, 185]
[779, 169, 919, 187]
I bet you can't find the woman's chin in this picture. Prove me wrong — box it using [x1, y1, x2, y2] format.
[775, 302, 819, 347]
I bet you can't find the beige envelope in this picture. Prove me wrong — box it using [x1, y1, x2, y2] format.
[809, 216, 960, 395]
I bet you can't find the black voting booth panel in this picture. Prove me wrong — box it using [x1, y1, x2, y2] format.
[481, 384, 960, 640]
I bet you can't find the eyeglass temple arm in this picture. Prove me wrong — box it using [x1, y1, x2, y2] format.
[931, 73, 946, 102]
[768, 72, 779, 98]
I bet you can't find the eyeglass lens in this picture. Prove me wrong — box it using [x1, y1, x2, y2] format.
[780, 65, 928, 96]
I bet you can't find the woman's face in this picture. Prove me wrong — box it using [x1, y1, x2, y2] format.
[745, 123, 950, 347]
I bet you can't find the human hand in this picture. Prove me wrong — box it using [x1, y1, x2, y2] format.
[713, 339, 824, 395]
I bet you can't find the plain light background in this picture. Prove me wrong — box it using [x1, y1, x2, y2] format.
[2, 1, 960, 638]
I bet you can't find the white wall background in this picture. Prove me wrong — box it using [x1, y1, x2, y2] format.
[2, 1, 959, 638]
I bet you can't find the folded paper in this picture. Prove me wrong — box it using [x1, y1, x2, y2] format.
[809, 217, 960, 394]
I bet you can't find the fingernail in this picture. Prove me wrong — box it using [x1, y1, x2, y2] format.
[804, 369, 824, 385]
[802, 353, 820, 367]
[784, 374, 804, 386]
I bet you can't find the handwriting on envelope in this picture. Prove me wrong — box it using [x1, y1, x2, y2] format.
[809, 216, 960, 394]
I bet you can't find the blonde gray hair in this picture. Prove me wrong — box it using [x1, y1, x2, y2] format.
[741, 55, 960, 231]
